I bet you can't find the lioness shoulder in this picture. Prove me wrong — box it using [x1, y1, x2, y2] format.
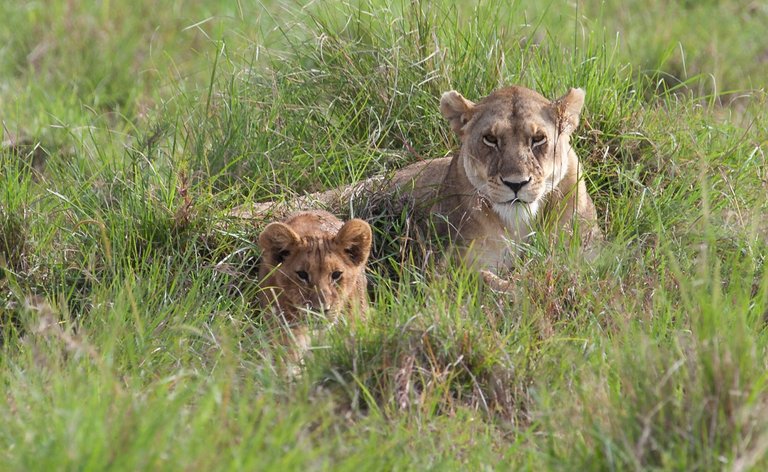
[257, 210, 373, 323]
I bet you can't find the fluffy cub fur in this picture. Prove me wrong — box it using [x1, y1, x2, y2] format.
[258, 210, 372, 324]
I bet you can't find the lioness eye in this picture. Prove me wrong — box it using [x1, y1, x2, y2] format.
[482, 135, 498, 148]
[531, 135, 547, 149]
[296, 270, 310, 282]
[331, 271, 343, 282]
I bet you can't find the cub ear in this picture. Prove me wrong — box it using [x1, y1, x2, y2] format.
[258, 222, 300, 264]
[553, 88, 586, 135]
[439, 90, 476, 137]
[334, 219, 372, 267]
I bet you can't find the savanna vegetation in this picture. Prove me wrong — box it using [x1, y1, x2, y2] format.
[1, 0, 767, 469]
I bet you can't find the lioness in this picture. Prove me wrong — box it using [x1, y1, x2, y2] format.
[241, 85, 599, 272]
[258, 210, 372, 325]
[386, 85, 600, 269]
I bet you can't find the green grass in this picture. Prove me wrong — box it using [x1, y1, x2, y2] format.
[2, 0, 768, 469]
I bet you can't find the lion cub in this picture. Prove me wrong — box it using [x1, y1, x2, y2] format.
[258, 210, 372, 330]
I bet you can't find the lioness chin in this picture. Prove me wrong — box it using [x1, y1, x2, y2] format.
[242, 85, 601, 272]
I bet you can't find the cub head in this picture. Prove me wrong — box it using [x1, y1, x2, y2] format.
[440, 86, 585, 219]
[258, 213, 373, 322]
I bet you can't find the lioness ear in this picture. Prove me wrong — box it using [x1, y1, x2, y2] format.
[334, 219, 372, 267]
[554, 88, 586, 134]
[258, 222, 300, 264]
[440, 90, 476, 137]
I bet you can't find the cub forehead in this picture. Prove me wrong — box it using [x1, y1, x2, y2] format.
[282, 210, 343, 237]
[291, 249, 352, 278]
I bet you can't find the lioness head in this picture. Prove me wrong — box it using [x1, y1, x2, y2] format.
[440, 86, 585, 223]
[258, 211, 372, 323]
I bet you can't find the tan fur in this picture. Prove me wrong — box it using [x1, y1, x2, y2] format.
[385, 85, 600, 269]
[240, 85, 600, 272]
[258, 210, 372, 324]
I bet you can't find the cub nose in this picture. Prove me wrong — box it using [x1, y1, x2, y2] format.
[502, 177, 531, 193]
[316, 291, 335, 313]
[305, 300, 331, 313]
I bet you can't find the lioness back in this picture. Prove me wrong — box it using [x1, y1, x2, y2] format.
[257, 210, 372, 324]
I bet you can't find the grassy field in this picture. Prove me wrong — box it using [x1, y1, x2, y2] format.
[2, 0, 768, 470]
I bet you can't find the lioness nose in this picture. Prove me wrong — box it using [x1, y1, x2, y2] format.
[502, 177, 531, 193]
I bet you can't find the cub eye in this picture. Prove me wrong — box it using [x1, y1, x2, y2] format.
[482, 135, 498, 148]
[331, 271, 343, 282]
[531, 134, 547, 150]
[296, 270, 310, 282]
